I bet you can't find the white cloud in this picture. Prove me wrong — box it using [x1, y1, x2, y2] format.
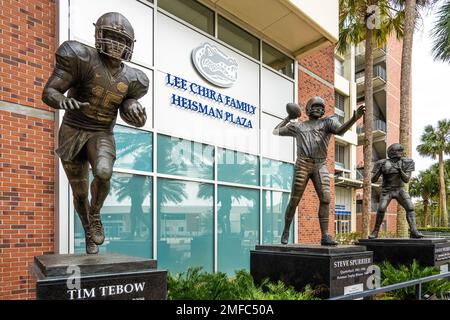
[412, 8, 450, 174]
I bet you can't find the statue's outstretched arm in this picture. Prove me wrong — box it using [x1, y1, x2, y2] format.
[334, 105, 366, 136]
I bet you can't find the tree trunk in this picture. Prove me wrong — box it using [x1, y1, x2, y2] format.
[438, 152, 449, 227]
[423, 197, 429, 227]
[362, 29, 374, 239]
[397, 0, 417, 237]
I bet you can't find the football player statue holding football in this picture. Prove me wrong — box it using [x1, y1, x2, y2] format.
[273, 98, 365, 246]
[369, 143, 424, 239]
[42, 12, 149, 254]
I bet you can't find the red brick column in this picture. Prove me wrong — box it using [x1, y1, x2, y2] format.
[0, 0, 57, 300]
[296, 45, 336, 244]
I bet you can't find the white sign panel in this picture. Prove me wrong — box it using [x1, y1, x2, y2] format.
[155, 13, 259, 154]
[70, 0, 153, 68]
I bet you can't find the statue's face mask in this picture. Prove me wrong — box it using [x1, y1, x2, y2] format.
[388, 145, 404, 159]
[96, 29, 134, 61]
[306, 104, 325, 119]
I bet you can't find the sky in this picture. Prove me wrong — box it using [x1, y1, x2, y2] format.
[411, 6, 450, 174]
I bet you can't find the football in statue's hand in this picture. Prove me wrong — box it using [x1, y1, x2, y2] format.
[119, 99, 147, 128]
[286, 103, 301, 119]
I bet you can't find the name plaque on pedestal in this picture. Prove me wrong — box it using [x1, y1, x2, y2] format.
[32, 253, 167, 300]
[250, 244, 373, 298]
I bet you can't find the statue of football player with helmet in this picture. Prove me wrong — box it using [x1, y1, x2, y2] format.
[274, 98, 365, 246]
[369, 143, 424, 239]
[42, 12, 149, 254]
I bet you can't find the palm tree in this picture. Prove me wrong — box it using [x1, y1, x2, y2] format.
[409, 169, 439, 226]
[392, 0, 438, 236]
[431, 0, 450, 62]
[338, 0, 402, 237]
[417, 120, 450, 227]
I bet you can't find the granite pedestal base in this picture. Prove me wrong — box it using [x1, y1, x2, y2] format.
[357, 238, 450, 269]
[32, 253, 167, 300]
[250, 245, 374, 298]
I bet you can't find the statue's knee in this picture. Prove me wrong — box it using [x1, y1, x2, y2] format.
[320, 193, 330, 205]
[95, 165, 113, 182]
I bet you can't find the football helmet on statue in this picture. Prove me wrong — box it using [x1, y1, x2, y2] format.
[95, 12, 135, 61]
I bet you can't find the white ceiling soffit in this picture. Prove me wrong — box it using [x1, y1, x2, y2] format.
[204, 0, 338, 57]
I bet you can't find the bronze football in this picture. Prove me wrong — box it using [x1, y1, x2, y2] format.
[286, 103, 301, 119]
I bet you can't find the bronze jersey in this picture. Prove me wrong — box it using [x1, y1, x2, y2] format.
[373, 158, 415, 189]
[54, 40, 149, 131]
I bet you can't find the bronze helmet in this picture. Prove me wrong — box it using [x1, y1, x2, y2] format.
[387, 143, 404, 159]
[305, 96, 325, 117]
[95, 12, 135, 61]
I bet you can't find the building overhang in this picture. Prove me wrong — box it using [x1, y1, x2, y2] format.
[201, 0, 338, 58]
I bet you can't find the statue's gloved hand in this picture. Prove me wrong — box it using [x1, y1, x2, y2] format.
[120, 99, 147, 128]
[354, 104, 366, 119]
[59, 97, 90, 110]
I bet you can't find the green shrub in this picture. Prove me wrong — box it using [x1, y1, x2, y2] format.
[167, 267, 319, 300]
[380, 261, 450, 300]
[335, 232, 363, 245]
[417, 227, 450, 233]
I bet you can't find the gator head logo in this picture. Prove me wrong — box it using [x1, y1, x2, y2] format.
[192, 43, 238, 88]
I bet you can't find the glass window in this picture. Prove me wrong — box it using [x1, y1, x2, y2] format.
[158, 0, 215, 35]
[157, 134, 214, 180]
[262, 191, 294, 244]
[335, 58, 344, 76]
[334, 92, 345, 123]
[74, 172, 153, 259]
[217, 186, 259, 276]
[218, 148, 259, 186]
[262, 42, 294, 79]
[114, 125, 152, 172]
[335, 144, 346, 170]
[157, 178, 214, 273]
[262, 158, 294, 190]
[218, 16, 260, 60]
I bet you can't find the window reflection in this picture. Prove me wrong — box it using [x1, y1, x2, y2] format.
[262, 191, 293, 244]
[218, 16, 260, 60]
[218, 148, 259, 186]
[157, 134, 214, 180]
[262, 158, 294, 190]
[157, 178, 214, 273]
[74, 172, 152, 259]
[262, 42, 294, 79]
[217, 185, 259, 275]
[114, 125, 152, 172]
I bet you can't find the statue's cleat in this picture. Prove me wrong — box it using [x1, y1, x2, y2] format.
[368, 231, 379, 240]
[85, 233, 99, 254]
[321, 235, 338, 246]
[90, 218, 105, 245]
[281, 231, 289, 245]
[410, 230, 424, 239]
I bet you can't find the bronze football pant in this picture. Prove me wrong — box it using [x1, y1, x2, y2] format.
[283, 157, 331, 237]
[372, 188, 416, 234]
[59, 125, 115, 232]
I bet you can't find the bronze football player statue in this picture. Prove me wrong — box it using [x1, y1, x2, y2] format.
[274, 98, 365, 246]
[369, 143, 424, 239]
[42, 12, 149, 254]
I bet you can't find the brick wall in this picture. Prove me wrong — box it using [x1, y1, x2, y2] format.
[0, 0, 57, 300]
[296, 45, 336, 244]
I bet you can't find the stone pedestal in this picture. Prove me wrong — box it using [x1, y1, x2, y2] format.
[32, 253, 167, 300]
[250, 244, 374, 298]
[357, 238, 450, 268]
